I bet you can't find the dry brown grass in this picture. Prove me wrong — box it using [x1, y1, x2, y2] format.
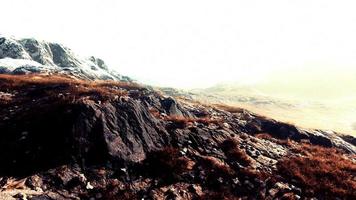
[221, 139, 252, 167]
[275, 139, 293, 147]
[0, 74, 141, 102]
[277, 144, 356, 198]
[214, 104, 244, 113]
[255, 133, 273, 140]
[0, 74, 141, 89]
[144, 147, 190, 183]
[255, 133, 293, 147]
[200, 156, 235, 177]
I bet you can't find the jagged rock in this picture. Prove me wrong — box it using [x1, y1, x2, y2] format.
[161, 97, 192, 117]
[268, 188, 279, 197]
[341, 134, 356, 146]
[75, 99, 171, 162]
[0, 35, 129, 81]
[242, 113, 356, 153]
[19, 38, 55, 66]
[274, 182, 291, 192]
[89, 56, 108, 70]
[0, 37, 31, 59]
[187, 184, 203, 197]
[25, 175, 43, 191]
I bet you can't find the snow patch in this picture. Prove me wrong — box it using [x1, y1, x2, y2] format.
[0, 36, 130, 81]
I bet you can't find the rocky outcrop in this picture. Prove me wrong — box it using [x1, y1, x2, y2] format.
[0, 35, 130, 81]
[0, 74, 355, 199]
[242, 115, 356, 153]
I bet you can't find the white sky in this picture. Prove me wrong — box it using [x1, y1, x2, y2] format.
[2, 0, 356, 88]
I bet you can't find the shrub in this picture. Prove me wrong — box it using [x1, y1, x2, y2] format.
[221, 139, 252, 167]
[199, 156, 235, 178]
[277, 144, 356, 198]
[255, 133, 293, 147]
[0, 74, 134, 102]
[0, 74, 141, 90]
[143, 147, 190, 183]
[214, 104, 244, 113]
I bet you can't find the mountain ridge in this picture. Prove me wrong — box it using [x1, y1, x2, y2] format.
[0, 35, 131, 82]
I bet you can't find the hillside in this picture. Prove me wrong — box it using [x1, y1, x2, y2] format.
[0, 74, 355, 200]
[189, 83, 356, 136]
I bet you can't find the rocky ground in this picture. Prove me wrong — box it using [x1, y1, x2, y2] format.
[0, 74, 355, 200]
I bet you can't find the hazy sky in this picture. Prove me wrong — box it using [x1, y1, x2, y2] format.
[2, 0, 356, 88]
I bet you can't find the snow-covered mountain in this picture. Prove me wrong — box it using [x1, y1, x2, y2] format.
[0, 35, 131, 81]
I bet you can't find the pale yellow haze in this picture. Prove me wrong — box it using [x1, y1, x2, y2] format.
[1, 0, 356, 135]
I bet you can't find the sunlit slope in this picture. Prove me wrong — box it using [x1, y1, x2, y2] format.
[232, 100, 356, 136]
[191, 72, 356, 136]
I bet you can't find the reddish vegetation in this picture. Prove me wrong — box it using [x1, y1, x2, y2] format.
[277, 144, 356, 198]
[144, 147, 190, 182]
[221, 138, 252, 166]
[0, 74, 141, 89]
[214, 104, 244, 113]
[275, 139, 293, 147]
[0, 74, 141, 102]
[199, 156, 235, 178]
[255, 133, 293, 147]
[255, 133, 273, 140]
[254, 134, 356, 198]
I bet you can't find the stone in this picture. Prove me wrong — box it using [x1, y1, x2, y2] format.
[86, 182, 94, 190]
[25, 175, 43, 190]
[188, 184, 203, 196]
[274, 182, 291, 192]
[232, 177, 240, 185]
[268, 188, 279, 197]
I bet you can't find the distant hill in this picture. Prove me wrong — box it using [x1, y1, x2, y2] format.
[190, 83, 356, 136]
[0, 35, 131, 81]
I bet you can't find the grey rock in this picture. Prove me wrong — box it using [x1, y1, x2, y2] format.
[160, 97, 192, 117]
[0, 35, 129, 82]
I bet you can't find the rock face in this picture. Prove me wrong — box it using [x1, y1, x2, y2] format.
[0, 35, 131, 81]
[0, 74, 355, 199]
